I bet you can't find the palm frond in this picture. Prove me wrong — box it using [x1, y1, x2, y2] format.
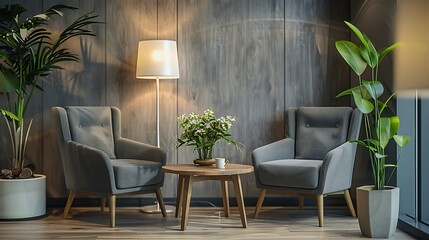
[0, 4, 99, 171]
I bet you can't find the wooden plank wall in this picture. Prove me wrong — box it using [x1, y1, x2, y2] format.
[0, 0, 350, 200]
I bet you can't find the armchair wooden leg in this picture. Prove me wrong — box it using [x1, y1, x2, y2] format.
[101, 197, 106, 212]
[155, 188, 167, 217]
[316, 194, 324, 227]
[63, 189, 76, 219]
[254, 189, 267, 218]
[299, 196, 304, 209]
[109, 195, 116, 228]
[344, 189, 356, 217]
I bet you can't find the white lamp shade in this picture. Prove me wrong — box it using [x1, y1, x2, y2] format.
[136, 40, 180, 79]
[395, 0, 429, 93]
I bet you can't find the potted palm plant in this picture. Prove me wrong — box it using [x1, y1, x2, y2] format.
[176, 109, 242, 166]
[335, 21, 410, 238]
[0, 4, 97, 219]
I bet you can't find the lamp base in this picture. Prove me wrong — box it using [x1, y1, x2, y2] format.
[140, 201, 174, 214]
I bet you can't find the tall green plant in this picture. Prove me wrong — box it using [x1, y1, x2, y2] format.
[335, 21, 410, 190]
[0, 4, 97, 174]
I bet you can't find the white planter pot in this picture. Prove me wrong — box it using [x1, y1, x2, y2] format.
[0, 174, 46, 219]
[356, 185, 400, 238]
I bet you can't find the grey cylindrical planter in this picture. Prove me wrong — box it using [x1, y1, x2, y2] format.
[0, 174, 46, 219]
[356, 185, 400, 238]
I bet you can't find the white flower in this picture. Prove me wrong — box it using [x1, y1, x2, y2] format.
[20, 28, 31, 40]
[33, 14, 48, 20]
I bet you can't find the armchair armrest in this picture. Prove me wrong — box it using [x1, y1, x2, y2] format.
[63, 141, 116, 193]
[318, 142, 357, 194]
[114, 138, 167, 165]
[252, 138, 295, 167]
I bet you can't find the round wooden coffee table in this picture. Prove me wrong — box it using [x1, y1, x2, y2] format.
[162, 163, 254, 231]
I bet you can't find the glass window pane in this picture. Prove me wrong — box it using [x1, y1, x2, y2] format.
[397, 97, 417, 221]
[420, 97, 429, 225]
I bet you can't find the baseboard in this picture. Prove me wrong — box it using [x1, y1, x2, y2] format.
[47, 195, 348, 208]
[398, 219, 429, 240]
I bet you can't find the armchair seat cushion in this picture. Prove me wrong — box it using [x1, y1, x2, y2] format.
[258, 159, 323, 189]
[111, 159, 163, 189]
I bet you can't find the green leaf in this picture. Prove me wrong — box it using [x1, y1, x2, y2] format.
[375, 153, 388, 159]
[335, 87, 357, 98]
[363, 35, 379, 68]
[336, 85, 371, 99]
[393, 135, 411, 147]
[0, 67, 19, 92]
[350, 140, 369, 148]
[352, 89, 374, 114]
[360, 44, 371, 67]
[389, 116, 400, 137]
[350, 140, 377, 151]
[377, 121, 389, 149]
[363, 138, 380, 147]
[345, 21, 369, 50]
[344, 21, 379, 68]
[379, 93, 395, 115]
[335, 40, 367, 76]
[384, 164, 398, 168]
[378, 116, 400, 149]
[379, 43, 402, 64]
[362, 80, 384, 100]
[0, 109, 19, 120]
[336, 87, 354, 98]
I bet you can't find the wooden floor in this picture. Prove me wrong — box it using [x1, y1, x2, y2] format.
[0, 206, 414, 239]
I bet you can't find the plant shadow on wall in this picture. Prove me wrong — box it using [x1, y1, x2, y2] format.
[0, 4, 98, 179]
[335, 21, 410, 238]
[47, 37, 106, 105]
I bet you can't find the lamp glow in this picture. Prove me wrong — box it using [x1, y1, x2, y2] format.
[136, 40, 179, 80]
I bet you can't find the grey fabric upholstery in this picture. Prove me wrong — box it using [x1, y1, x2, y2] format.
[259, 159, 323, 189]
[53, 106, 166, 194]
[295, 107, 352, 159]
[252, 107, 362, 195]
[111, 159, 163, 189]
[66, 107, 117, 159]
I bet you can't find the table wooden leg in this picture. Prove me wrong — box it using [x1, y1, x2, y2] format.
[175, 175, 184, 218]
[232, 175, 247, 228]
[220, 180, 230, 217]
[180, 175, 193, 231]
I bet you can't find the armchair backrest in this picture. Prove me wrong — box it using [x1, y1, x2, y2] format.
[286, 107, 358, 160]
[58, 106, 122, 159]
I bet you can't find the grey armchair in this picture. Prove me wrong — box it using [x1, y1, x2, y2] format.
[52, 106, 167, 227]
[252, 107, 362, 227]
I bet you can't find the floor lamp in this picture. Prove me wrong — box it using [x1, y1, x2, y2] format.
[136, 40, 180, 213]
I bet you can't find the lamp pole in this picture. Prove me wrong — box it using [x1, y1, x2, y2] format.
[156, 77, 160, 148]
